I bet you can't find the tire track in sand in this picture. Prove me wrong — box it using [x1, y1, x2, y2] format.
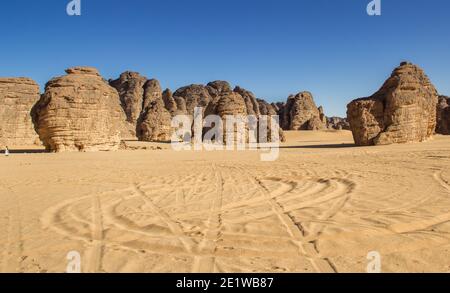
[192, 164, 224, 273]
[84, 195, 104, 273]
[254, 177, 337, 273]
[1, 186, 23, 273]
[388, 171, 450, 234]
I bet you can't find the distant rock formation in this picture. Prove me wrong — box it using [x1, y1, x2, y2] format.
[136, 79, 172, 142]
[347, 62, 438, 146]
[32, 67, 128, 152]
[437, 95, 450, 135]
[279, 92, 326, 131]
[327, 117, 350, 130]
[171, 82, 284, 143]
[257, 99, 278, 116]
[0, 78, 41, 147]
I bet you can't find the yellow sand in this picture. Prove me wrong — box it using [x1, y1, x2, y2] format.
[1, 130, 450, 273]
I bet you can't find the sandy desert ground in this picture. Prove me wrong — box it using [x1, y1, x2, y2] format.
[1, 130, 450, 273]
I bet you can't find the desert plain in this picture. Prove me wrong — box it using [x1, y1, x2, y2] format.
[1, 130, 450, 273]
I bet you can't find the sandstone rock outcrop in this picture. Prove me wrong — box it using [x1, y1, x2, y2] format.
[0, 78, 41, 147]
[207, 81, 232, 98]
[203, 91, 248, 144]
[327, 117, 350, 130]
[437, 95, 450, 135]
[234, 86, 261, 117]
[32, 67, 128, 152]
[279, 92, 326, 130]
[173, 84, 213, 115]
[257, 99, 278, 116]
[318, 106, 327, 125]
[347, 62, 438, 146]
[162, 89, 178, 115]
[136, 79, 173, 142]
[109, 72, 147, 125]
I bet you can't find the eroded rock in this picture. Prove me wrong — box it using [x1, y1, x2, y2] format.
[0, 78, 41, 147]
[32, 67, 127, 152]
[347, 62, 438, 146]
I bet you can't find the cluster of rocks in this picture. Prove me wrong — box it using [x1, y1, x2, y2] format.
[347, 62, 439, 146]
[276, 92, 349, 131]
[0, 62, 447, 152]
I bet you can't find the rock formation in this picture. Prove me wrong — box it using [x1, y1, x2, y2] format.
[437, 95, 450, 135]
[234, 86, 261, 117]
[318, 106, 327, 125]
[257, 99, 278, 116]
[0, 78, 41, 147]
[32, 67, 128, 152]
[173, 84, 213, 115]
[162, 89, 178, 115]
[136, 79, 172, 142]
[347, 62, 438, 146]
[207, 81, 232, 99]
[279, 92, 326, 130]
[327, 117, 350, 130]
[109, 72, 147, 125]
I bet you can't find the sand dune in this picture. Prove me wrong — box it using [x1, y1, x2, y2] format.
[1, 130, 450, 273]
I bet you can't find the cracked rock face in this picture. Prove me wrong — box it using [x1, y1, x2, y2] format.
[347, 62, 438, 146]
[32, 67, 128, 152]
[0, 78, 41, 147]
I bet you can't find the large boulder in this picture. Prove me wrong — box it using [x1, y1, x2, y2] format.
[347, 62, 438, 146]
[437, 95, 450, 135]
[0, 78, 41, 147]
[32, 67, 128, 152]
[109, 72, 147, 125]
[280, 92, 326, 130]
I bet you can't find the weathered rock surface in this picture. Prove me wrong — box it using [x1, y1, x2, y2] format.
[207, 81, 232, 98]
[32, 67, 127, 152]
[257, 99, 278, 116]
[234, 86, 261, 117]
[173, 84, 213, 115]
[204, 91, 248, 143]
[327, 117, 350, 130]
[162, 89, 178, 115]
[0, 78, 41, 147]
[109, 72, 147, 125]
[280, 92, 326, 130]
[437, 95, 450, 135]
[142, 79, 163, 110]
[318, 106, 327, 125]
[347, 62, 438, 146]
[137, 79, 172, 142]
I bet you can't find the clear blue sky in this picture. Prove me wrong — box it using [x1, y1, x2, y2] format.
[1, 0, 449, 117]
